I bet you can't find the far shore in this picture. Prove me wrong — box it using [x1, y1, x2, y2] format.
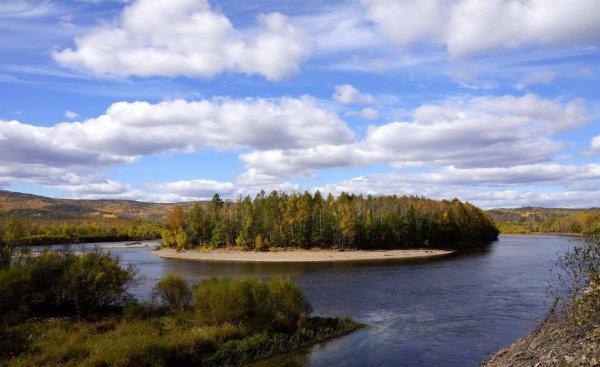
[499, 232, 584, 237]
[151, 247, 454, 263]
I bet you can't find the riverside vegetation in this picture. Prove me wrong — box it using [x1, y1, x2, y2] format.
[486, 225, 600, 366]
[489, 207, 600, 235]
[0, 248, 361, 366]
[160, 192, 498, 251]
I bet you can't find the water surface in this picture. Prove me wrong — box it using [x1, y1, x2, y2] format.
[53, 235, 582, 367]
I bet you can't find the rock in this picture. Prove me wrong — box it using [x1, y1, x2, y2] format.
[529, 340, 540, 349]
[564, 355, 575, 364]
[514, 351, 525, 359]
[547, 349, 559, 359]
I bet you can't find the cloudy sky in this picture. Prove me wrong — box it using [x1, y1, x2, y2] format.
[1, 0, 599, 208]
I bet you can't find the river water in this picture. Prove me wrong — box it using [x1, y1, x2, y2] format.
[51, 235, 582, 367]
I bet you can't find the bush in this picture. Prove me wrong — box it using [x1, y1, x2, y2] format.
[267, 277, 312, 330]
[0, 265, 32, 324]
[0, 249, 135, 323]
[153, 274, 192, 310]
[193, 277, 311, 330]
[551, 226, 600, 331]
[62, 251, 136, 314]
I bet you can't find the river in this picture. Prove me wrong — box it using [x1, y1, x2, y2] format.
[48, 234, 583, 367]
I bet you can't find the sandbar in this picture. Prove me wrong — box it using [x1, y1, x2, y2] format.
[151, 247, 454, 263]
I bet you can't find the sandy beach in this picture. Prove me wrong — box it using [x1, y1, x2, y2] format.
[98, 242, 159, 249]
[151, 247, 454, 263]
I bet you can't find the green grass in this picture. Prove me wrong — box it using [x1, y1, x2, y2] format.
[1, 313, 362, 367]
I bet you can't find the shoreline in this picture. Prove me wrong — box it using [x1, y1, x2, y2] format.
[151, 247, 454, 263]
[499, 232, 585, 237]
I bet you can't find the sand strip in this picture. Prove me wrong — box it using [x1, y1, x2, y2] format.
[151, 248, 454, 263]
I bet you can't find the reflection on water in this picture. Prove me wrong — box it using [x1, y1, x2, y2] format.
[47, 235, 581, 367]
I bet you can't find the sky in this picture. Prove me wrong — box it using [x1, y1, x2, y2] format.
[0, 0, 599, 208]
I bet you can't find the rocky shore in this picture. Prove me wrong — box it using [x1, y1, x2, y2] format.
[485, 312, 599, 367]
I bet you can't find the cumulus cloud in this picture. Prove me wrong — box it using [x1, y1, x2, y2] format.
[53, 0, 311, 80]
[359, 107, 379, 120]
[241, 94, 590, 178]
[316, 168, 600, 209]
[0, 96, 353, 189]
[146, 179, 235, 199]
[362, 0, 600, 56]
[240, 145, 374, 178]
[332, 84, 375, 104]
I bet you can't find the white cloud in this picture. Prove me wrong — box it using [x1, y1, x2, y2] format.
[53, 0, 311, 80]
[64, 110, 80, 119]
[146, 179, 235, 199]
[241, 94, 590, 178]
[332, 84, 375, 104]
[0, 0, 56, 18]
[0, 96, 353, 188]
[316, 170, 600, 209]
[591, 135, 600, 154]
[359, 107, 379, 120]
[293, 6, 383, 54]
[362, 0, 600, 56]
[240, 145, 374, 178]
[517, 70, 557, 88]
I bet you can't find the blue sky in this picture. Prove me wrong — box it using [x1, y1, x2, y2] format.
[1, 0, 599, 208]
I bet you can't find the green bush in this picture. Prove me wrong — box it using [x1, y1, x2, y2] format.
[193, 277, 311, 330]
[152, 274, 192, 310]
[0, 264, 32, 324]
[266, 277, 313, 330]
[0, 249, 135, 323]
[62, 251, 136, 314]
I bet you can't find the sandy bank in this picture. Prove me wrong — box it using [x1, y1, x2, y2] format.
[98, 242, 158, 249]
[151, 247, 454, 263]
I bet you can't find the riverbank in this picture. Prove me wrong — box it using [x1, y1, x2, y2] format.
[484, 312, 599, 366]
[500, 232, 585, 237]
[151, 247, 454, 263]
[2, 313, 362, 367]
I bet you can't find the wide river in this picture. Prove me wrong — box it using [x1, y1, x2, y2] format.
[54, 234, 583, 367]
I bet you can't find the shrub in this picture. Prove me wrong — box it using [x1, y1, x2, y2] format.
[0, 265, 32, 324]
[193, 277, 266, 326]
[193, 277, 311, 330]
[267, 277, 312, 330]
[0, 249, 135, 322]
[551, 225, 600, 331]
[62, 251, 136, 314]
[153, 274, 192, 310]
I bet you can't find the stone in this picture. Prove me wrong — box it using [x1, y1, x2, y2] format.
[547, 350, 559, 359]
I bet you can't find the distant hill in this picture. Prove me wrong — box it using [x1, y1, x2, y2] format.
[0, 190, 196, 221]
[487, 207, 600, 234]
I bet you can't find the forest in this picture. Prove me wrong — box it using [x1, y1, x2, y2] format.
[488, 207, 600, 235]
[161, 191, 499, 251]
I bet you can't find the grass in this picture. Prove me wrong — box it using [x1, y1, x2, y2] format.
[1, 313, 362, 367]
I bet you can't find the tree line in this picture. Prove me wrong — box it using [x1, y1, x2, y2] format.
[488, 207, 600, 235]
[162, 191, 499, 251]
[0, 209, 162, 267]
